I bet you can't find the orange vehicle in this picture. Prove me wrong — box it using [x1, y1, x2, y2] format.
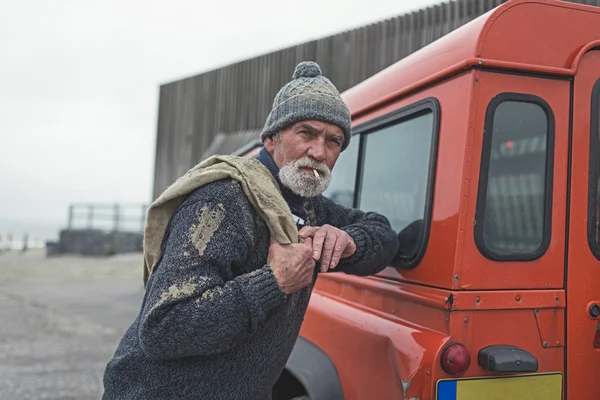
[239, 1, 600, 398]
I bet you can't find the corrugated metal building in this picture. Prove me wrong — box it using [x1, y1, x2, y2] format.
[153, 0, 599, 198]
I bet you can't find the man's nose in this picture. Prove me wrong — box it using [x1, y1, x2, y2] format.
[307, 143, 326, 162]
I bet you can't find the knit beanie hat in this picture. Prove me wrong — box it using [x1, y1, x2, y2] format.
[261, 61, 352, 151]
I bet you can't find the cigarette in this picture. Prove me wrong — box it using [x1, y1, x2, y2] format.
[313, 169, 319, 178]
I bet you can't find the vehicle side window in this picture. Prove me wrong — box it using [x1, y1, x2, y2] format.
[588, 79, 600, 258]
[475, 93, 554, 261]
[356, 100, 439, 267]
[323, 136, 359, 208]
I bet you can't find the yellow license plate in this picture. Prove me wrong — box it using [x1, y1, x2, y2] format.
[436, 373, 563, 400]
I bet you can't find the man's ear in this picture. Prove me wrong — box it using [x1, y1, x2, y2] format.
[264, 135, 276, 152]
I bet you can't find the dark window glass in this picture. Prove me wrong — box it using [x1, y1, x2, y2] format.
[596, 83, 600, 247]
[323, 136, 359, 208]
[588, 79, 600, 258]
[476, 95, 553, 260]
[358, 111, 435, 261]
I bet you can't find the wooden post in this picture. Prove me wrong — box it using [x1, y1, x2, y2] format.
[21, 233, 28, 253]
[68, 205, 74, 230]
[114, 203, 120, 232]
[88, 205, 94, 229]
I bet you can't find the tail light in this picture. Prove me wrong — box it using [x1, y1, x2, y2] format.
[441, 342, 471, 376]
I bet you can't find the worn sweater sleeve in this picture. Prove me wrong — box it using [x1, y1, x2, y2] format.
[138, 181, 286, 360]
[318, 196, 399, 276]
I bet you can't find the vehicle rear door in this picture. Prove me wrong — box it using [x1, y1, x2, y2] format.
[565, 49, 600, 400]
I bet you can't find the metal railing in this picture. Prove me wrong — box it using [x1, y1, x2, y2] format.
[67, 203, 148, 233]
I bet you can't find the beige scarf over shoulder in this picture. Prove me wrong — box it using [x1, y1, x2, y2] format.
[143, 155, 299, 285]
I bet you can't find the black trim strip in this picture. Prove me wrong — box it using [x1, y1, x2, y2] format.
[352, 133, 366, 209]
[474, 93, 555, 261]
[563, 75, 575, 400]
[352, 98, 441, 269]
[587, 79, 600, 259]
[472, 65, 573, 81]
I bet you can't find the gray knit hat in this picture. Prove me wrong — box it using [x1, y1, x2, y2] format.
[261, 61, 352, 151]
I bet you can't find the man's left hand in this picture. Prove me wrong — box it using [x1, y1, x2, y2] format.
[298, 225, 357, 273]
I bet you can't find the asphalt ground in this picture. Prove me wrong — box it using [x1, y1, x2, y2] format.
[0, 249, 144, 400]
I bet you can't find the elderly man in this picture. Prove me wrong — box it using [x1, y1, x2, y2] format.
[102, 61, 399, 399]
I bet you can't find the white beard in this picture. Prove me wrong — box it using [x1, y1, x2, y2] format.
[279, 157, 332, 198]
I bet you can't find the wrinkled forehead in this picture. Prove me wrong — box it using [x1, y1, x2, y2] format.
[291, 120, 343, 137]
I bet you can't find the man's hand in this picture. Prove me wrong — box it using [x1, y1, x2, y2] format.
[298, 225, 356, 273]
[268, 237, 316, 295]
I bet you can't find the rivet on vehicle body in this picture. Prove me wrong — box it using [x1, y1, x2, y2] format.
[543, 341, 549, 348]
[555, 296, 560, 301]
[516, 295, 521, 302]
[464, 317, 469, 323]
[535, 309, 540, 314]
[426, 371, 431, 376]
[454, 274, 459, 279]
[475, 297, 481, 303]
[478, 60, 483, 65]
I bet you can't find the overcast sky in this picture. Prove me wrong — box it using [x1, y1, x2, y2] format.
[0, 0, 442, 235]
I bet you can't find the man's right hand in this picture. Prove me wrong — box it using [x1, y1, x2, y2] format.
[268, 237, 316, 295]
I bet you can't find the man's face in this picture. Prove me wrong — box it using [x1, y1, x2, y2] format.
[264, 120, 344, 198]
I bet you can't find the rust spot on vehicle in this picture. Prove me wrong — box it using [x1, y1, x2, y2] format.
[445, 293, 454, 310]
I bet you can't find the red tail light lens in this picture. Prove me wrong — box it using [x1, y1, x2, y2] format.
[441, 342, 471, 376]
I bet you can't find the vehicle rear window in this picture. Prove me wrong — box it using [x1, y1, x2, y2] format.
[356, 100, 439, 266]
[588, 79, 600, 258]
[475, 94, 554, 261]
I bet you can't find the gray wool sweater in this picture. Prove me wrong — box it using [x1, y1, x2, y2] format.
[102, 153, 399, 400]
